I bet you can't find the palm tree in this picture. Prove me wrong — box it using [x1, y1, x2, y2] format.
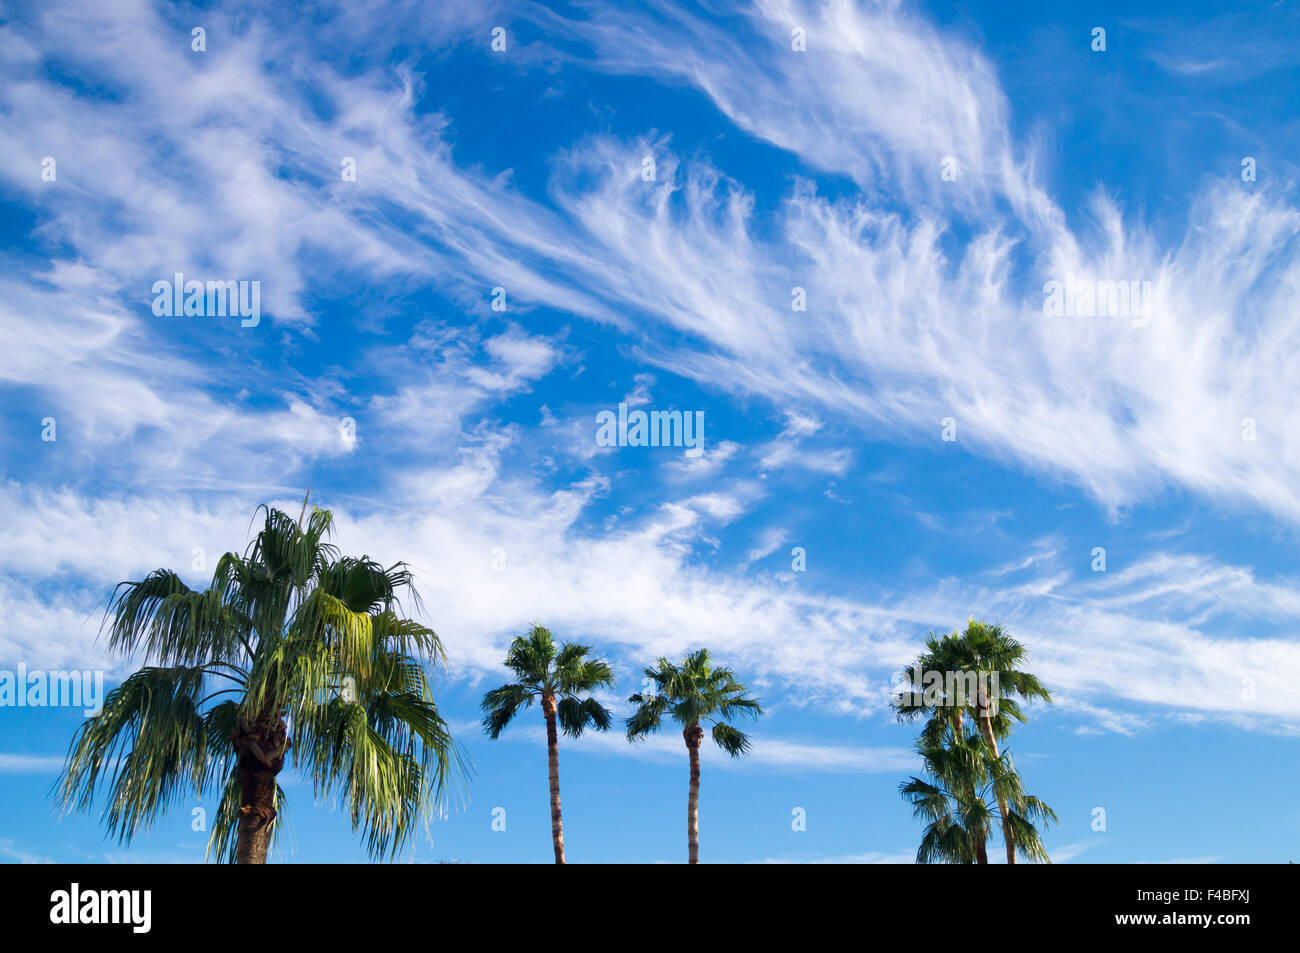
[626, 649, 761, 864]
[901, 717, 1057, 863]
[57, 502, 465, 863]
[896, 620, 1052, 863]
[481, 624, 614, 864]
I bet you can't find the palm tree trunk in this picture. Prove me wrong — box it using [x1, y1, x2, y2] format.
[541, 693, 565, 864]
[232, 717, 288, 865]
[234, 766, 277, 864]
[684, 724, 703, 864]
[978, 708, 1016, 864]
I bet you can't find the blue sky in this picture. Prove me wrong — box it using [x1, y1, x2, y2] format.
[1, 0, 1298, 864]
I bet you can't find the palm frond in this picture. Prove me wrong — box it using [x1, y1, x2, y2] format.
[556, 696, 613, 738]
[625, 691, 670, 740]
[710, 722, 751, 757]
[57, 666, 218, 844]
[480, 683, 533, 738]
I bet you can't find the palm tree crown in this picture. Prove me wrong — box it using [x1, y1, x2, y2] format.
[480, 625, 615, 740]
[626, 649, 762, 753]
[57, 503, 465, 862]
[896, 620, 1052, 736]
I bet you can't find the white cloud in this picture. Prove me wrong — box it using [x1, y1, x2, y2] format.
[521, 3, 1300, 523]
[8, 0, 1300, 525]
[745, 526, 788, 565]
[3, 476, 1298, 733]
[0, 753, 67, 774]
[0, 838, 54, 864]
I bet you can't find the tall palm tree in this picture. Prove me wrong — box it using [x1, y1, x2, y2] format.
[626, 649, 761, 864]
[896, 620, 1052, 863]
[57, 502, 465, 863]
[481, 624, 614, 864]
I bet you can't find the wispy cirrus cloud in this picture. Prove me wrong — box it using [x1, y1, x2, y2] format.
[3, 475, 1298, 733]
[0, 753, 66, 774]
[0, 838, 54, 863]
[6, 0, 1300, 526]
